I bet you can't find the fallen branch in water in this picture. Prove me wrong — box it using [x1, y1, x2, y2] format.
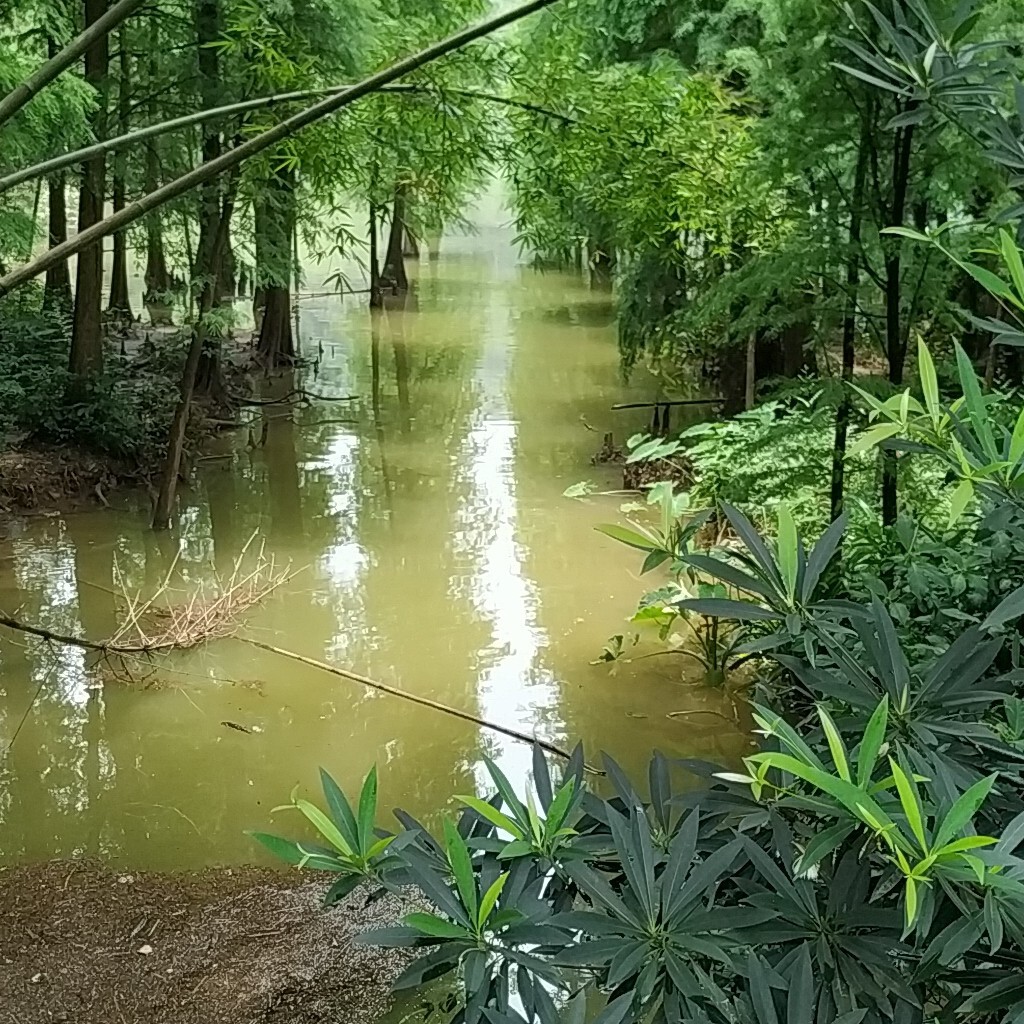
[242, 637, 600, 772]
[0, 535, 290, 663]
[234, 389, 358, 407]
[108, 535, 291, 653]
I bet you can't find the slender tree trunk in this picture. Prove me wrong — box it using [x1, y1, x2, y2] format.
[68, 0, 109, 385]
[41, 31, 72, 312]
[744, 330, 756, 410]
[369, 201, 382, 308]
[588, 237, 614, 288]
[43, 173, 72, 311]
[426, 228, 441, 261]
[402, 224, 419, 258]
[830, 122, 870, 523]
[881, 116, 915, 527]
[142, 19, 170, 320]
[151, 181, 235, 529]
[192, 0, 226, 396]
[383, 187, 409, 292]
[106, 25, 132, 321]
[107, 179, 131, 317]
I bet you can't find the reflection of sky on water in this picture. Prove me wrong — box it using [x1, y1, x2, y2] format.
[454, 303, 562, 793]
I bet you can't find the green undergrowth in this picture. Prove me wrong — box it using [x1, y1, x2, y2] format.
[0, 290, 189, 470]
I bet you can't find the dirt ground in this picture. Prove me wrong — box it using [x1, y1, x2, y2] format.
[0, 860, 415, 1024]
[0, 444, 132, 515]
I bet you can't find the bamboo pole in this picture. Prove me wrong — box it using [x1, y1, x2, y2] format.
[0, 0, 562, 298]
[0, 0, 146, 129]
[0, 612, 597, 770]
[242, 638, 598, 770]
[0, 86, 574, 197]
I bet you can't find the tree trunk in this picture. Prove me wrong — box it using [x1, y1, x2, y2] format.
[369, 201, 382, 308]
[107, 178, 132, 318]
[151, 179, 235, 529]
[882, 116, 915, 527]
[402, 225, 419, 258]
[588, 238, 614, 288]
[42, 33, 72, 313]
[781, 321, 810, 377]
[255, 165, 296, 366]
[383, 187, 409, 292]
[106, 25, 132, 322]
[830, 121, 870, 523]
[43, 174, 72, 312]
[744, 330, 756, 410]
[217, 226, 236, 299]
[426, 228, 441, 261]
[142, 17, 171, 321]
[257, 285, 293, 365]
[192, 0, 226, 397]
[144, 227, 171, 300]
[68, 0, 109, 385]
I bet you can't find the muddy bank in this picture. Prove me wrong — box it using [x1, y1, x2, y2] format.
[0, 444, 136, 515]
[0, 860, 414, 1024]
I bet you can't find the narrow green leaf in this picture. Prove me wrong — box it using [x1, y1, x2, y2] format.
[905, 875, 919, 931]
[248, 831, 310, 867]
[963, 854, 987, 884]
[296, 798, 354, 856]
[889, 758, 928, 852]
[983, 584, 1024, 631]
[917, 337, 941, 425]
[788, 946, 814, 1024]
[948, 479, 974, 527]
[847, 423, 903, 457]
[934, 774, 998, 850]
[1009, 406, 1024, 467]
[960, 262, 1018, 305]
[323, 873, 362, 906]
[818, 705, 851, 782]
[934, 835, 997, 856]
[747, 751, 891, 828]
[1000, 228, 1024, 303]
[594, 523, 656, 553]
[405, 912, 473, 940]
[544, 777, 577, 834]
[457, 796, 523, 839]
[319, 769, 360, 855]
[857, 697, 889, 789]
[796, 822, 856, 875]
[366, 835, 396, 859]
[882, 226, 932, 242]
[955, 341, 1000, 462]
[357, 766, 378, 856]
[477, 872, 508, 930]
[777, 503, 798, 604]
[802, 514, 846, 603]
[443, 818, 478, 921]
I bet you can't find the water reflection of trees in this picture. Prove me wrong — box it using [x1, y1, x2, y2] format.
[0, 260, 736, 866]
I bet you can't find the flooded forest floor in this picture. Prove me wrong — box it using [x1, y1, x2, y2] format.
[0, 860, 412, 1024]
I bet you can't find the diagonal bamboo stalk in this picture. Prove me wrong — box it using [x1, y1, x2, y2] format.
[0, 85, 574, 197]
[242, 638, 600, 772]
[0, 0, 146, 130]
[0, 612, 600, 771]
[0, 0, 562, 298]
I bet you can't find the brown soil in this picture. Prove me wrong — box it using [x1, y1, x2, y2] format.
[0, 444, 135, 515]
[0, 860, 414, 1024]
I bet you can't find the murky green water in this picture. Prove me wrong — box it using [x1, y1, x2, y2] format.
[0, 207, 748, 869]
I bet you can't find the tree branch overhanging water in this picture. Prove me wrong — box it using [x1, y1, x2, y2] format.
[0, 85, 575, 198]
[0, 0, 564, 298]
